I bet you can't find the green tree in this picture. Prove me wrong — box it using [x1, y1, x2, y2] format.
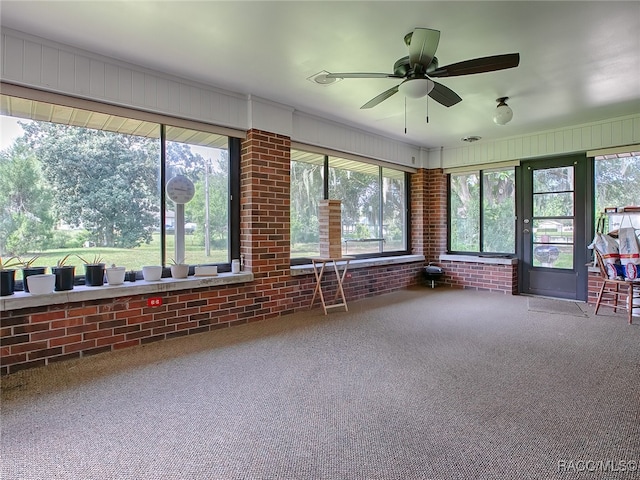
[21, 122, 160, 248]
[0, 141, 54, 255]
[595, 156, 640, 214]
[290, 159, 323, 245]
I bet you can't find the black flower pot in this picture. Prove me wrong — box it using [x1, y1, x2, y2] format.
[22, 267, 47, 292]
[52, 265, 75, 291]
[84, 263, 105, 286]
[1, 269, 16, 296]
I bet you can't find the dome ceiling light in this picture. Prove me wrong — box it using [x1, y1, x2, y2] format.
[493, 97, 513, 125]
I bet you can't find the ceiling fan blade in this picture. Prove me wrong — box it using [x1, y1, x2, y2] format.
[326, 72, 402, 79]
[428, 81, 462, 107]
[360, 85, 400, 109]
[408, 28, 440, 70]
[429, 53, 520, 77]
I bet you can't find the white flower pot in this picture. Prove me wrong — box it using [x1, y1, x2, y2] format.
[105, 266, 126, 285]
[170, 264, 189, 279]
[142, 265, 163, 281]
[26, 273, 56, 295]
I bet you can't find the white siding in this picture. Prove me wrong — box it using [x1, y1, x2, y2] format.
[1, 28, 248, 131]
[430, 114, 640, 169]
[292, 111, 421, 169]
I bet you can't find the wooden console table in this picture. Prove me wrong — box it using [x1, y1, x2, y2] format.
[310, 257, 354, 315]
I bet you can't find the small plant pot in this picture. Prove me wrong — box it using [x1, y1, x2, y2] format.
[84, 263, 105, 286]
[142, 266, 163, 281]
[52, 266, 75, 291]
[26, 274, 55, 295]
[22, 267, 47, 292]
[0, 269, 16, 296]
[170, 264, 189, 279]
[105, 266, 126, 285]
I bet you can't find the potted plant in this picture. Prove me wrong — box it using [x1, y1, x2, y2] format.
[105, 263, 127, 285]
[25, 273, 56, 295]
[142, 265, 163, 281]
[169, 258, 189, 279]
[77, 254, 105, 287]
[20, 255, 46, 293]
[0, 256, 22, 296]
[52, 254, 75, 291]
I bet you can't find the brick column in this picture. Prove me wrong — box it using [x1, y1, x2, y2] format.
[411, 168, 447, 263]
[425, 168, 448, 263]
[240, 129, 292, 314]
[410, 169, 427, 256]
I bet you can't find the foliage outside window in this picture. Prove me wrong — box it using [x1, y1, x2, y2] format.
[449, 168, 515, 254]
[594, 154, 640, 230]
[290, 149, 408, 260]
[0, 98, 234, 278]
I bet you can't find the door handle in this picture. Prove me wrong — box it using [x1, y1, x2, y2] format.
[523, 228, 530, 234]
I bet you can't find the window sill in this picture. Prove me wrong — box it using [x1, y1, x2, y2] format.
[0, 272, 254, 312]
[439, 254, 518, 265]
[290, 254, 425, 276]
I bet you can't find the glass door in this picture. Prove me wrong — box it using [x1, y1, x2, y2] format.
[519, 155, 589, 300]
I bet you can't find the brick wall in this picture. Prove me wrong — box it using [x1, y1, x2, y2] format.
[1, 129, 427, 375]
[424, 169, 448, 264]
[1, 264, 424, 375]
[440, 260, 519, 295]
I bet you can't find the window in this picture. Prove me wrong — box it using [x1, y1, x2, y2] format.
[0, 93, 239, 285]
[290, 149, 409, 261]
[594, 153, 640, 214]
[165, 126, 231, 265]
[594, 153, 640, 230]
[531, 166, 575, 269]
[449, 168, 515, 254]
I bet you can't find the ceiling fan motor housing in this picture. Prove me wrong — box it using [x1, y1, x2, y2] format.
[393, 56, 439, 77]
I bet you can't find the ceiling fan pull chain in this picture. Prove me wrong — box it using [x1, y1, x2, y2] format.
[404, 97, 407, 134]
[426, 95, 430, 123]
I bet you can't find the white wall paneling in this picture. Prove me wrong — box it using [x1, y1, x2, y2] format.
[430, 114, 640, 169]
[292, 111, 422, 169]
[1, 28, 248, 131]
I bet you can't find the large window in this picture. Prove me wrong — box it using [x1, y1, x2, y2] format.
[0, 93, 238, 284]
[290, 149, 409, 261]
[594, 153, 640, 230]
[449, 168, 515, 254]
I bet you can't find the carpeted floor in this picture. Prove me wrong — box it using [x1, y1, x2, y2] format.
[527, 296, 589, 317]
[2, 288, 639, 480]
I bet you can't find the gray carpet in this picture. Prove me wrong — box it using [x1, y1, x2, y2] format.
[527, 296, 589, 317]
[2, 288, 639, 480]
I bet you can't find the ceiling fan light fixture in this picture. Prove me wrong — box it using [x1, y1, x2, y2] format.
[493, 96, 513, 125]
[398, 78, 434, 98]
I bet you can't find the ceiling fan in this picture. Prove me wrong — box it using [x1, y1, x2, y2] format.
[325, 28, 520, 109]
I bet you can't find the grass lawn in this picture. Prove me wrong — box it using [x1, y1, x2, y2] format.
[20, 234, 228, 271]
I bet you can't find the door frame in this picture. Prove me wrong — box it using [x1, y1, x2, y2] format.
[516, 154, 593, 301]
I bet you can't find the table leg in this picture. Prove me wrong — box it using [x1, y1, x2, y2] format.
[332, 259, 350, 312]
[310, 261, 328, 314]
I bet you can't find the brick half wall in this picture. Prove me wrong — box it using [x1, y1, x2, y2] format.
[1, 262, 425, 375]
[439, 259, 518, 295]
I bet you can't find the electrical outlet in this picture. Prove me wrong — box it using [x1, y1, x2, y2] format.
[147, 297, 163, 307]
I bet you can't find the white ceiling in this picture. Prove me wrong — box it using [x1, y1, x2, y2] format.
[1, 1, 639, 150]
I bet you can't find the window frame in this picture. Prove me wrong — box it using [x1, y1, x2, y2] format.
[290, 151, 411, 265]
[0, 87, 242, 287]
[447, 167, 516, 256]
